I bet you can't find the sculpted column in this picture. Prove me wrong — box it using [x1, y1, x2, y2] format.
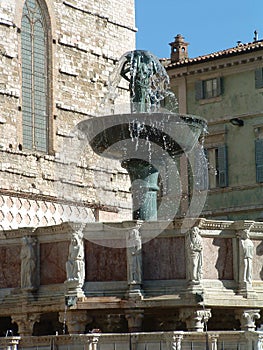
[185, 226, 203, 293]
[64, 229, 85, 300]
[20, 236, 39, 292]
[167, 332, 184, 350]
[125, 309, 144, 332]
[11, 313, 41, 336]
[0, 337, 20, 350]
[237, 225, 256, 297]
[87, 335, 100, 350]
[179, 308, 211, 332]
[59, 310, 92, 334]
[126, 222, 143, 298]
[235, 309, 260, 331]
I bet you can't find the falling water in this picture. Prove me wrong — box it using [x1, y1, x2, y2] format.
[63, 304, 67, 335]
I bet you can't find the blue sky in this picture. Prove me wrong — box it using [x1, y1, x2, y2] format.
[135, 0, 263, 59]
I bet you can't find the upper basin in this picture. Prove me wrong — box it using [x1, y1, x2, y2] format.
[77, 112, 207, 160]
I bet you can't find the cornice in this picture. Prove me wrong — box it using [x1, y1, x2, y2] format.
[168, 54, 263, 78]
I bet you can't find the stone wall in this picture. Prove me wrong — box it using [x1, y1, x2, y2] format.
[0, 0, 136, 229]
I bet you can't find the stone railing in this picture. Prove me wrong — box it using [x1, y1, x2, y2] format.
[1, 331, 263, 350]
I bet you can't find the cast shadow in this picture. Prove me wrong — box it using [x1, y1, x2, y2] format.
[213, 236, 235, 289]
[256, 240, 263, 280]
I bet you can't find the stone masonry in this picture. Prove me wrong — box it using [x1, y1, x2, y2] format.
[0, 0, 136, 229]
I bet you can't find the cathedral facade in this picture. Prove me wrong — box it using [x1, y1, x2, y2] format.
[0, 0, 135, 231]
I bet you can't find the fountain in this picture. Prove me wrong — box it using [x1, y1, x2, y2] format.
[77, 50, 207, 221]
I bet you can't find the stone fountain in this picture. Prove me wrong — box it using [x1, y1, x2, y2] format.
[77, 50, 207, 221]
[1, 51, 263, 347]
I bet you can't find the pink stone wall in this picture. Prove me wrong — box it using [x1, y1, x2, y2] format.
[143, 237, 185, 280]
[85, 240, 127, 281]
[40, 242, 68, 285]
[253, 240, 263, 281]
[0, 245, 20, 288]
[203, 237, 233, 280]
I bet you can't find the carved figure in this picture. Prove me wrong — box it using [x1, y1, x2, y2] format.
[66, 231, 85, 286]
[186, 226, 203, 283]
[20, 236, 37, 290]
[127, 224, 142, 284]
[239, 229, 254, 284]
[120, 50, 169, 112]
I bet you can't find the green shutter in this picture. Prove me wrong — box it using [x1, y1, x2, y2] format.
[216, 77, 223, 96]
[255, 139, 263, 182]
[255, 68, 263, 89]
[195, 81, 204, 100]
[217, 145, 228, 187]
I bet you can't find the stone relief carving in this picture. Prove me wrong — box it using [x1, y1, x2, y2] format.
[20, 236, 38, 291]
[185, 226, 203, 283]
[238, 227, 254, 285]
[127, 223, 142, 285]
[66, 230, 85, 287]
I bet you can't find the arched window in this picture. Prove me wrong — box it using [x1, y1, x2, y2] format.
[21, 0, 51, 152]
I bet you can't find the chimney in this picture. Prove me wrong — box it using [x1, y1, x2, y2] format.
[254, 30, 258, 42]
[169, 34, 189, 63]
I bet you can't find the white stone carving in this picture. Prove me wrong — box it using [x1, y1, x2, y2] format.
[66, 230, 85, 287]
[20, 236, 38, 291]
[186, 226, 203, 283]
[127, 223, 142, 285]
[238, 227, 254, 285]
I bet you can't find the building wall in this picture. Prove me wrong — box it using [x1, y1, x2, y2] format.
[0, 0, 136, 229]
[168, 47, 263, 220]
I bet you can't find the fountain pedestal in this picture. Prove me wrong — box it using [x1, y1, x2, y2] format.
[122, 159, 159, 221]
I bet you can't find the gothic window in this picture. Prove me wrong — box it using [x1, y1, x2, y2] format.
[21, 0, 51, 152]
[195, 77, 223, 100]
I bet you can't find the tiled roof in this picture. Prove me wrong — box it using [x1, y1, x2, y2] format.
[166, 40, 263, 69]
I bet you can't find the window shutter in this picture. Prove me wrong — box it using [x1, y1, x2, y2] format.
[255, 139, 263, 182]
[195, 81, 204, 100]
[255, 68, 263, 89]
[217, 145, 228, 187]
[216, 77, 223, 96]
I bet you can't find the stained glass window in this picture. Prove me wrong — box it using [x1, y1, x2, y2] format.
[21, 0, 50, 152]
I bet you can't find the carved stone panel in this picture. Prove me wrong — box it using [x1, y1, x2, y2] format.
[143, 237, 185, 280]
[0, 245, 20, 288]
[203, 237, 233, 280]
[40, 242, 68, 284]
[85, 240, 127, 281]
